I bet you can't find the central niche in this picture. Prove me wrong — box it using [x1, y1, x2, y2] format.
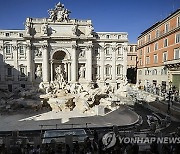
[52, 50, 69, 82]
[53, 50, 67, 60]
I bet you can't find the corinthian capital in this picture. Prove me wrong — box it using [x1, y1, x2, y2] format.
[42, 44, 48, 49]
[26, 44, 32, 49]
[86, 44, 93, 50]
[112, 47, 116, 52]
[12, 46, 17, 50]
[72, 44, 78, 49]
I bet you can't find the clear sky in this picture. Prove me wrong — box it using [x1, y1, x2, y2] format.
[0, 0, 179, 43]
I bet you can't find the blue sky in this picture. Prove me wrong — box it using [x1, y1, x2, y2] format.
[0, 0, 179, 43]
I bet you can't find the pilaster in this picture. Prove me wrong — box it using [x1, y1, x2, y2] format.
[42, 43, 50, 83]
[12, 43, 18, 81]
[112, 46, 116, 82]
[86, 44, 93, 82]
[100, 46, 105, 83]
[71, 44, 77, 82]
[0, 43, 4, 82]
[26, 43, 33, 82]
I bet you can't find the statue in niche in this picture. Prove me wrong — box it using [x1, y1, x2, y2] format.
[41, 23, 48, 35]
[55, 65, 66, 89]
[35, 65, 42, 79]
[79, 50, 85, 58]
[79, 65, 85, 78]
[25, 22, 31, 35]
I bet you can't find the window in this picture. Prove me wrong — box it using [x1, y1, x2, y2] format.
[154, 42, 158, 50]
[105, 65, 111, 76]
[154, 54, 158, 63]
[146, 56, 150, 64]
[21, 84, 25, 88]
[164, 38, 168, 47]
[130, 56, 133, 60]
[94, 47, 99, 56]
[5, 44, 11, 54]
[117, 65, 123, 75]
[163, 51, 168, 62]
[106, 35, 110, 39]
[130, 46, 133, 52]
[152, 69, 157, 75]
[5, 33, 10, 37]
[161, 68, 167, 75]
[140, 49, 142, 55]
[7, 67, 12, 76]
[174, 48, 180, 59]
[177, 16, 180, 27]
[19, 45, 24, 55]
[146, 46, 150, 53]
[139, 70, 142, 75]
[117, 47, 123, 55]
[118, 35, 121, 39]
[20, 66, 26, 76]
[148, 34, 151, 41]
[176, 33, 180, 43]
[139, 58, 142, 66]
[105, 47, 110, 55]
[156, 29, 159, 38]
[19, 33, 23, 37]
[165, 23, 169, 33]
[8, 84, 12, 92]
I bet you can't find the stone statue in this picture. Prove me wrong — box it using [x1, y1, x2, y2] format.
[72, 25, 77, 35]
[87, 25, 94, 36]
[35, 65, 42, 79]
[79, 65, 85, 78]
[25, 22, 31, 35]
[79, 50, 85, 58]
[63, 9, 70, 21]
[55, 65, 66, 89]
[41, 23, 48, 35]
[48, 2, 71, 22]
[48, 9, 56, 21]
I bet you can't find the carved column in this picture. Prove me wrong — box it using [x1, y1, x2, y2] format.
[50, 61, 53, 82]
[123, 46, 128, 77]
[0, 44, 4, 81]
[86, 45, 93, 82]
[71, 45, 77, 82]
[12, 45, 18, 81]
[26, 44, 33, 82]
[42, 44, 50, 83]
[112, 47, 116, 82]
[100, 46, 105, 82]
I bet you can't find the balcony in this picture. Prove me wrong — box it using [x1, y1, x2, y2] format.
[5, 75, 14, 81]
[18, 75, 28, 81]
[164, 59, 180, 70]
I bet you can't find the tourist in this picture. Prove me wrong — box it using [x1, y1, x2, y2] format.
[73, 141, 80, 154]
[93, 130, 98, 142]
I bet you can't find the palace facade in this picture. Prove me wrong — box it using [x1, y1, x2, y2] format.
[0, 2, 128, 91]
[137, 9, 180, 93]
